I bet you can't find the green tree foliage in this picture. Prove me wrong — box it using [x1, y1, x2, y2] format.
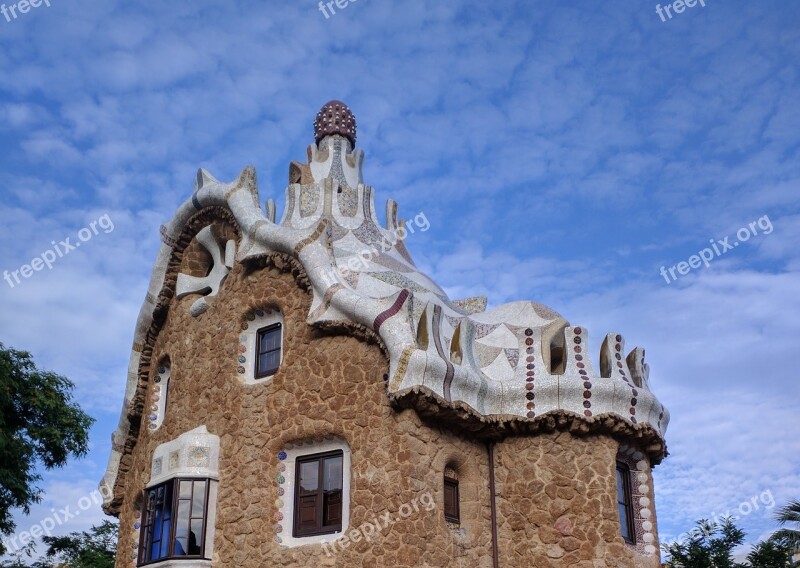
[663, 517, 746, 568]
[40, 521, 117, 568]
[0, 343, 94, 555]
[746, 537, 794, 568]
[0, 522, 117, 568]
[663, 515, 797, 568]
[773, 500, 800, 552]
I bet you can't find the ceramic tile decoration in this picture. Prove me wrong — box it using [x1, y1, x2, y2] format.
[188, 446, 210, 468]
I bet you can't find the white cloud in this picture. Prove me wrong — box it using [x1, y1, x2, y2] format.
[1, 0, 798, 553]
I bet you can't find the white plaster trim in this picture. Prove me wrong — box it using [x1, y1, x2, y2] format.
[148, 426, 220, 487]
[138, 560, 211, 568]
[278, 438, 351, 549]
[147, 362, 171, 432]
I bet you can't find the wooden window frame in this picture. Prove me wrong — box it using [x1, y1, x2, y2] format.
[138, 478, 211, 566]
[443, 476, 460, 524]
[616, 461, 636, 545]
[292, 450, 344, 538]
[255, 323, 282, 379]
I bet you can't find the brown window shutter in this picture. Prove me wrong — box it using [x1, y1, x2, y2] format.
[444, 477, 460, 523]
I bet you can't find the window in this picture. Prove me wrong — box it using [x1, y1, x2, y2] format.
[293, 451, 344, 537]
[255, 323, 282, 378]
[443, 475, 460, 523]
[616, 462, 635, 544]
[139, 479, 211, 565]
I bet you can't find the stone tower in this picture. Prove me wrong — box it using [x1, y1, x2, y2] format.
[101, 101, 669, 568]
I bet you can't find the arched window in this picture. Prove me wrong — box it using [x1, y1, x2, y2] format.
[236, 309, 284, 385]
[256, 323, 282, 378]
[148, 359, 171, 432]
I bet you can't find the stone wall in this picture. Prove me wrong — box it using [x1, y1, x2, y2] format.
[113, 218, 660, 568]
[494, 433, 660, 568]
[115, 222, 493, 568]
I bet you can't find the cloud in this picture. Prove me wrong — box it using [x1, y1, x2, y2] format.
[1, 0, 799, 554]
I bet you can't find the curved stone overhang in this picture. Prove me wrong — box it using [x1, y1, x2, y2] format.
[101, 135, 670, 514]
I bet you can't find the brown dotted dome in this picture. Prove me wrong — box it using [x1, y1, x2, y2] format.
[314, 100, 357, 147]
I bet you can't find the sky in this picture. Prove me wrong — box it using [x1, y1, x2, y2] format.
[0, 0, 798, 560]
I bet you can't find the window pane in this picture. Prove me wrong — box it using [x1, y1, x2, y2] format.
[192, 481, 206, 516]
[158, 520, 171, 558]
[174, 535, 189, 557]
[616, 469, 626, 504]
[258, 352, 280, 375]
[147, 482, 173, 562]
[189, 519, 204, 555]
[259, 328, 280, 353]
[264, 351, 280, 372]
[146, 490, 157, 516]
[176, 499, 191, 521]
[323, 456, 343, 492]
[323, 456, 343, 526]
[264, 328, 281, 351]
[299, 461, 319, 495]
[179, 480, 192, 499]
[619, 504, 631, 540]
[175, 500, 191, 542]
[258, 330, 269, 353]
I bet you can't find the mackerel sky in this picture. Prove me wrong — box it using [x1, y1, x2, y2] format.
[1, 0, 798, 557]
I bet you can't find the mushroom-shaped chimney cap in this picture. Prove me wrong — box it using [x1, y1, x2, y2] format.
[314, 100, 357, 147]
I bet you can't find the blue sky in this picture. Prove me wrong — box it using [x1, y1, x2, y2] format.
[1, 0, 798, 558]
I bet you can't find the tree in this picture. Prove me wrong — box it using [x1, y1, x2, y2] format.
[662, 515, 799, 568]
[0, 541, 37, 568]
[40, 521, 117, 568]
[0, 522, 117, 568]
[773, 500, 800, 553]
[662, 517, 745, 568]
[746, 537, 794, 568]
[0, 343, 94, 555]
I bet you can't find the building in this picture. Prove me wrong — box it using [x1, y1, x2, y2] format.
[101, 101, 670, 567]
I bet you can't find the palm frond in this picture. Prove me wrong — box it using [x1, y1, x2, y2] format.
[775, 499, 800, 525]
[771, 528, 800, 551]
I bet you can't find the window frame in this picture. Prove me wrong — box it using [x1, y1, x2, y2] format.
[255, 323, 282, 379]
[616, 461, 636, 545]
[443, 476, 460, 524]
[138, 477, 212, 566]
[292, 450, 344, 538]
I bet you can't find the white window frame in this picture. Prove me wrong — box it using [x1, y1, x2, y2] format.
[277, 438, 351, 548]
[237, 309, 285, 385]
